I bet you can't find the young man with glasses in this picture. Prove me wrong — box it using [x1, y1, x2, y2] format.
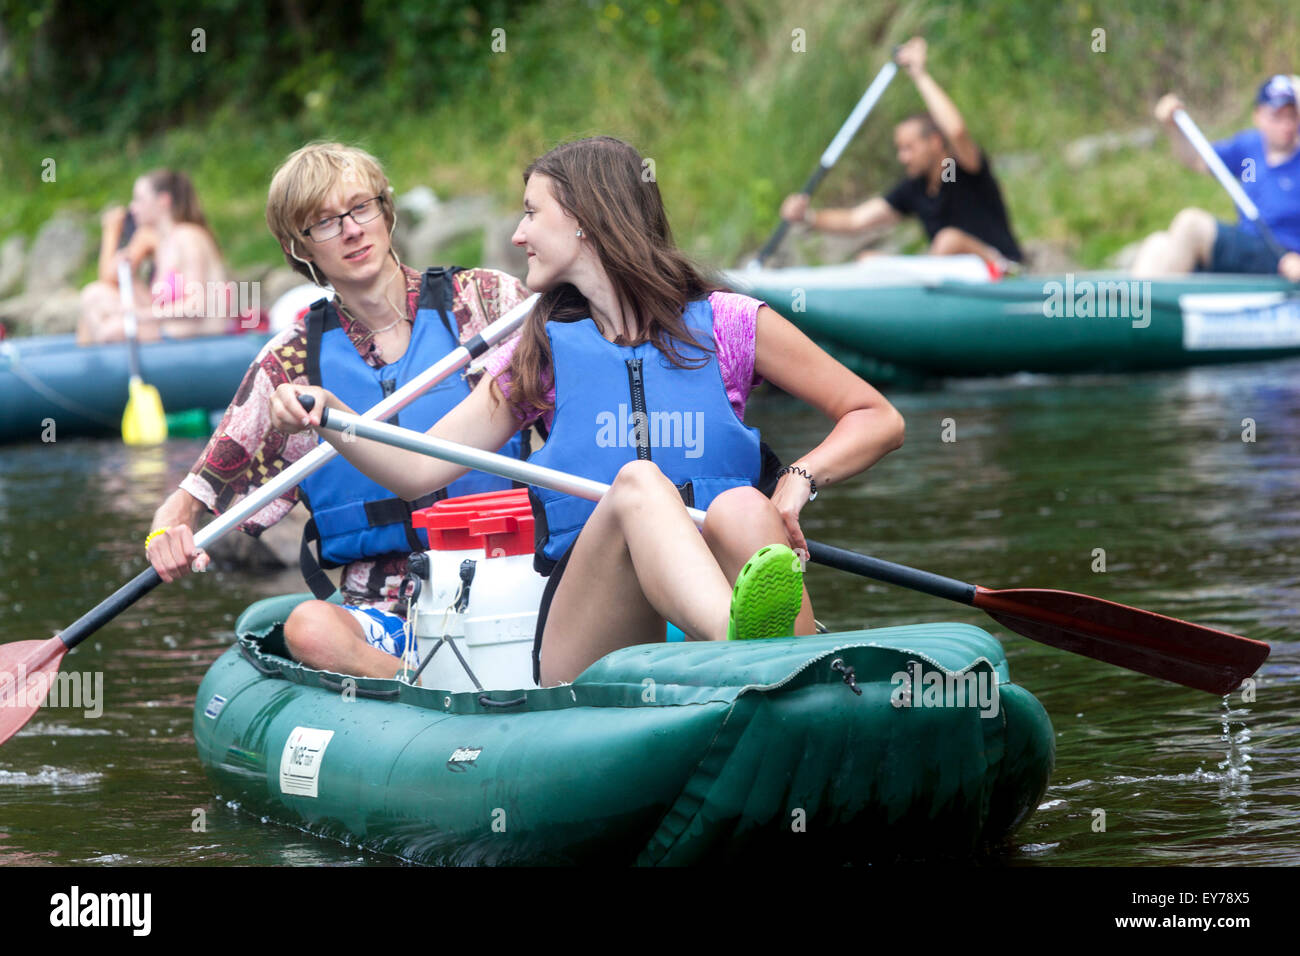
[144, 143, 530, 679]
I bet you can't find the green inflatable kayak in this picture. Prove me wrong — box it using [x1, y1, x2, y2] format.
[726, 262, 1300, 385]
[194, 593, 1054, 865]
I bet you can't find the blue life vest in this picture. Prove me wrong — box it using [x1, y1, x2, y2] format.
[298, 267, 523, 595]
[528, 297, 762, 573]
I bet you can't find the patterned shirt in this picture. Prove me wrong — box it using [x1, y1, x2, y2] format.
[181, 265, 530, 612]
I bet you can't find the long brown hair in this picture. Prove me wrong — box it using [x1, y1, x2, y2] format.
[499, 136, 721, 419]
[145, 169, 217, 244]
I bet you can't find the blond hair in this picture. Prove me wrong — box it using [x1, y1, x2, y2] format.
[265, 142, 396, 281]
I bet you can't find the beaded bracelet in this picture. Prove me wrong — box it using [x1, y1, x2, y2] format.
[144, 527, 169, 552]
[776, 465, 818, 501]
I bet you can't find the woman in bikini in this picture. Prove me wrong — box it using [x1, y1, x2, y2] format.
[78, 169, 229, 345]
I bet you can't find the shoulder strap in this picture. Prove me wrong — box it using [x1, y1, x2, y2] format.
[304, 297, 337, 387]
[419, 266, 465, 339]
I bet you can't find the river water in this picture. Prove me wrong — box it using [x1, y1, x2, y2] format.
[1, 357, 1296, 866]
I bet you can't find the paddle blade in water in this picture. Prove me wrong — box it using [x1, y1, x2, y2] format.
[0, 637, 68, 746]
[122, 376, 168, 446]
[973, 587, 1270, 695]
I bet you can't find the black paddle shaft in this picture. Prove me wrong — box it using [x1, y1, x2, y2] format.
[807, 540, 976, 605]
[56, 567, 163, 652]
[754, 164, 832, 266]
[1254, 217, 1289, 261]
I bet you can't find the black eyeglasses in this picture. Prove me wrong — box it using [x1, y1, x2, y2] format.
[301, 195, 386, 242]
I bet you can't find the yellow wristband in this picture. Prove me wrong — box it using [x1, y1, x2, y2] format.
[145, 527, 169, 552]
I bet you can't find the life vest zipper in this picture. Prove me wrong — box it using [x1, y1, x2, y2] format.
[625, 358, 651, 461]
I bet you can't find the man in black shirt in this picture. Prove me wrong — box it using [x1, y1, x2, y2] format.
[780, 37, 1022, 271]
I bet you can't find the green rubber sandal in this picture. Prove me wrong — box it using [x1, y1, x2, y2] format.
[727, 544, 804, 641]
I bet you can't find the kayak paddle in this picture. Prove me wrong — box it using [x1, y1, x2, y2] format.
[118, 258, 168, 445]
[748, 54, 899, 269]
[0, 294, 537, 747]
[308, 405, 1270, 697]
[802, 542, 1268, 697]
[1172, 108, 1290, 260]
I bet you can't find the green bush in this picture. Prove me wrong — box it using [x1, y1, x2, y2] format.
[2, 0, 1296, 276]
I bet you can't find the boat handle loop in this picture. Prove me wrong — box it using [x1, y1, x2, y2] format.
[830, 658, 862, 696]
[477, 694, 527, 709]
[318, 674, 401, 701]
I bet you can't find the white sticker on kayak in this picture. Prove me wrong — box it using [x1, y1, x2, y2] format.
[203, 694, 227, 719]
[279, 727, 335, 798]
[1181, 293, 1300, 350]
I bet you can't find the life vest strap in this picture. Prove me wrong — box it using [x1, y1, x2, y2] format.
[298, 490, 446, 599]
[300, 515, 340, 601]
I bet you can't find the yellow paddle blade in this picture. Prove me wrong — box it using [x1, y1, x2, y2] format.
[122, 376, 169, 445]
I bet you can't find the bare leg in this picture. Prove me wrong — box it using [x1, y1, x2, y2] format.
[929, 226, 1006, 269]
[78, 280, 170, 344]
[701, 486, 814, 634]
[283, 600, 406, 678]
[1131, 208, 1216, 276]
[78, 282, 121, 345]
[539, 462, 810, 685]
[539, 461, 732, 684]
[1130, 231, 1171, 277]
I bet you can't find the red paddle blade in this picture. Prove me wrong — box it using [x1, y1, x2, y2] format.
[973, 587, 1270, 696]
[0, 637, 69, 746]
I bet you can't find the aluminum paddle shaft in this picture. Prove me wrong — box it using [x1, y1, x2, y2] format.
[1173, 108, 1287, 257]
[750, 59, 899, 268]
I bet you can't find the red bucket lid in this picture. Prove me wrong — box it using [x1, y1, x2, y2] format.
[411, 488, 534, 557]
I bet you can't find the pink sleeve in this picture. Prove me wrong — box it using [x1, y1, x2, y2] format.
[482, 334, 555, 431]
[708, 291, 765, 421]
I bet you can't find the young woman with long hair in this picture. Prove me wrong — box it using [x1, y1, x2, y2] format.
[271, 136, 905, 686]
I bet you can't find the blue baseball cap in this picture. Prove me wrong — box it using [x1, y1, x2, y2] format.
[1257, 74, 1297, 109]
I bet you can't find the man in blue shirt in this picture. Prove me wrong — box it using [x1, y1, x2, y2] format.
[1133, 75, 1300, 277]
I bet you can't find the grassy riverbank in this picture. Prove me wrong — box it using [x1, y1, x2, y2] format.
[2, 0, 1296, 276]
